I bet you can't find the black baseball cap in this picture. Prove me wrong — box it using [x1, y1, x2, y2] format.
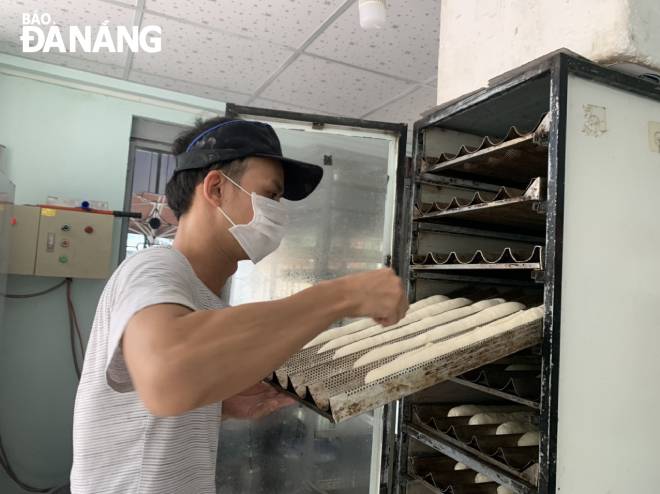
[174, 119, 323, 201]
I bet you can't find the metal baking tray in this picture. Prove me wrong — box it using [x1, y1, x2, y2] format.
[415, 177, 545, 232]
[422, 113, 550, 186]
[267, 303, 543, 423]
[411, 246, 543, 271]
[406, 422, 537, 494]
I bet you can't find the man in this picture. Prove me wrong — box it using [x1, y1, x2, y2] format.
[70, 117, 408, 494]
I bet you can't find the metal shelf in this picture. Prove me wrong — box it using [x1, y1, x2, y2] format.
[411, 263, 542, 271]
[415, 178, 546, 233]
[405, 472, 502, 494]
[405, 423, 537, 494]
[414, 222, 544, 245]
[411, 271, 542, 287]
[411, 246, 543, 274]
[448, 378, 540, 410]
[421, 114, 550, 187]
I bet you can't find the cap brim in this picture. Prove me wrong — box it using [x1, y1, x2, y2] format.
[252, 153, 324, 201]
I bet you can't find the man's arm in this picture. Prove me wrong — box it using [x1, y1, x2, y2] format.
[123, 268, 407, 416]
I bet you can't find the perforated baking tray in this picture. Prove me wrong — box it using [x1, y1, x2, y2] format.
[267, 302, 543, 423]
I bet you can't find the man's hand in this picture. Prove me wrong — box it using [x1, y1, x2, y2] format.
[337, 268, 409, 327]
[222, 382, 296, 420]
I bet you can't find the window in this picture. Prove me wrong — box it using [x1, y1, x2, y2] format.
[132, 149, 177, 196]
[124, 147, 178, 258]
[120, 117, 190, 260]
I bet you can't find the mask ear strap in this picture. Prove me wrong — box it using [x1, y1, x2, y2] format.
[221, 171, 250, 196]
[217, 206, 237, 227]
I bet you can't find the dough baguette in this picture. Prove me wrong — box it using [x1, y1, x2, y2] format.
[331, 298, 475, 359]
[319, 297, 470, 353]
[303, 294, 447, 348]
[517, 431, 540, 447]
[454, 463, 469, 471]
[504, 364, 539, 371]
[447, 404, 527, 417]
[474, 473, 492, 483]
[522, 463, 540, 484]
[304, 319, 373, 349]
[359, 301, 523, 372]
[496, 421, 538, 435]
[468, 411, 535, 426]
[363, 306, 542, 383]
[407, 294, 449, 312]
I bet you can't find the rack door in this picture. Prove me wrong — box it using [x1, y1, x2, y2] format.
[216, 103, 407, 494]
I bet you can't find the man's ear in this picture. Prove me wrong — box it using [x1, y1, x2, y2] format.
[201, 169, 226, 207]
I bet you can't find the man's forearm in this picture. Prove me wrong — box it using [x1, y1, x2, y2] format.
[128, 278, 353, 415]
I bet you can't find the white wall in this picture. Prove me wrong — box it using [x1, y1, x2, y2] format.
[0, 54, 224, 493]
[436, 0, 660, 104]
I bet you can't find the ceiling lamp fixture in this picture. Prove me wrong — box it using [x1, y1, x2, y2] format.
[359, 0, 387, 29]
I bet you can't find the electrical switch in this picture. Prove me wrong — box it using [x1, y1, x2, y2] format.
[84, 226, 94, 234]
[58, 255, 69, 264]
[61, 224, 71, 232]
[10, 217, 17, 225]
[46, 232, 55, 252]
[61, 240, 70, 248]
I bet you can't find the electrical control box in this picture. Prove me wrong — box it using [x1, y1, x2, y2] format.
[7, 205, 40, 275]
[8, 205, 113, 279]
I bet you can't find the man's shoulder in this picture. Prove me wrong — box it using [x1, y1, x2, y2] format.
[122, 246, 184, 269]
[111, 246, 191, 285]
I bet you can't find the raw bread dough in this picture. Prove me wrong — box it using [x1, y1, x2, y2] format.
[319, 297, 470, 353]
[304, 318, 373, 349]
[360, 301, 523, 372]
[363, 305, 542, 383]
[330, 298, 474, 359]
[353, 299, 507, 366]
[303, 294, 447, 348]
[522, 463, 540, 484]
[474, 473, 492, 483]
[497, 487, 514, 494]
[454, 463, 468, 471]
[504, 364, 539, 371]
[447, 404, 526, 417]
[496, 421, 538, 435]
[468, 411, 535, 426]
[517, 431, 540, 447]
[408, 294, 449, 312]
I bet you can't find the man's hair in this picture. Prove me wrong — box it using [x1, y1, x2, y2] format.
[166, 116, 247, 219]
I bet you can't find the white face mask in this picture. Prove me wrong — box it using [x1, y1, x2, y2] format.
[217, 173, 288, 263]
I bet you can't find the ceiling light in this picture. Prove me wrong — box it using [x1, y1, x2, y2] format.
[359, 0, 387, 30]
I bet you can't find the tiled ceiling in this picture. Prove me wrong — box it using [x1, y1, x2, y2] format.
[0, 0, 439, 131]
[260, 54, 411, 116]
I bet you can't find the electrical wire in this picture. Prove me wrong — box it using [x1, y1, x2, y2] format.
[1, 278, 84, 490]
[0, 433, 53, 492]
[65, 278, 85, 378]
[1, 279, 67, 298]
